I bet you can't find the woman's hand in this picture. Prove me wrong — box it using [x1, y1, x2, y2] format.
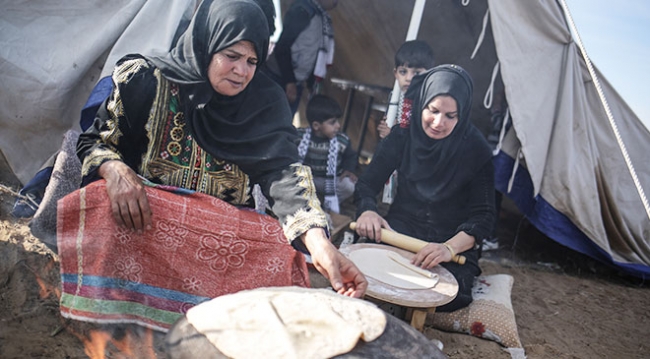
[377, 118, 390, 139]
[354, 210, 391, 242]
[412, 232, 475, 269]
[98, 160, 152, 232]
[302, 228, 367, 298]
[412, 242, 453, 269]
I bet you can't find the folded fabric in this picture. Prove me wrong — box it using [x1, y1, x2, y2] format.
[57, 180, 309, 331]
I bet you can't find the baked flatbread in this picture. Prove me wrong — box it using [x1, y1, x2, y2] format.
[185, 287, 387, 359]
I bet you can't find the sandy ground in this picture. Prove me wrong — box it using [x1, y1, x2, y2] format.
[1, 171, 649, 358]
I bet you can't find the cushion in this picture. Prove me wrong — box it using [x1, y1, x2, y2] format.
[427, 274, 522, 349]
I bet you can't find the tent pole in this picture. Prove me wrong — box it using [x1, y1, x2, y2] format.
[271, 0, 282, 43]
[385, 0, 427, 127]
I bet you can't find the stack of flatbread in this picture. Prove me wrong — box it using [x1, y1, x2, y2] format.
[186, 287, 387, 359]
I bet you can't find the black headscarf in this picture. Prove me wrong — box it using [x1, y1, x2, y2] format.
[400, 64, 492, 200]
[148, 0, 299, 174]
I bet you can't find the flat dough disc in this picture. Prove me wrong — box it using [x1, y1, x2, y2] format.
[349, 248, 439, 289]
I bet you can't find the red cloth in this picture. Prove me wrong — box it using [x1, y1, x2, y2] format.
[57, 180, 309, 331]
[399, 97, 412, 128]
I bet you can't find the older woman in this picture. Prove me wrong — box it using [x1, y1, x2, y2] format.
[353, 65, 495, 311]
[73, 0, 365, 328]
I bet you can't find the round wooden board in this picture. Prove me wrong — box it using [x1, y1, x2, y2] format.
[340, 243, 459, 308]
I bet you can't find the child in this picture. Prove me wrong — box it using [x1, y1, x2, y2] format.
[377, 40, 435, 138]
[297, 94, 358, 213]
[375, 40, 434, 204]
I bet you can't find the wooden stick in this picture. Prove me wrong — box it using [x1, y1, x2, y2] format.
[349, 222, 466, 265]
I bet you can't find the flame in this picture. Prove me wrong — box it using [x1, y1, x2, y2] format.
[82, 330, 112, 359]
[72, 326, 157, 359]
[24, 254, 61, 300]
[33, 270, 60, 299]
[110, 326, 156, 358]
[24, 254, 158, 357]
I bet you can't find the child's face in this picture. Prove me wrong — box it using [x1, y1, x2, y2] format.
[313, 117, 341, 139]
[394, 65, 427, 93]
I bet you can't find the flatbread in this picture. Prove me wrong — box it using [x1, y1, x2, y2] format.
[185, 287, 387, 359]
[348, 248, 439, 289]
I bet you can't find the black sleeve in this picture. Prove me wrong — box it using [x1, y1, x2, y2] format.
[354, 129, 406, 217]
[455, 161, 496, 241]
[76, 55, 156, 185]
[252, 163, 330, 244]
[273, 5, 312, 85]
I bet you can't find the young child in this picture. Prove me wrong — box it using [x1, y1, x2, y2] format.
[377, 40, 435, 138]
[297, 94, 358, 213]
[376, 40, 434, 204]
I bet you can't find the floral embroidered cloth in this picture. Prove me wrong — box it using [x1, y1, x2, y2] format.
[57, 180, 309, 331]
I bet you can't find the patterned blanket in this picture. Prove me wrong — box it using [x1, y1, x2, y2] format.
[57, 180, 309, 331]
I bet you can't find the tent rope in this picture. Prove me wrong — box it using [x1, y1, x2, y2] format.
[483, 61, 510, 156]
[559, 0, 650, 221]
[470, 8, 489, 60]
[483, 61, 500, 109]
[507, 148, 522, 194]
[493, 107, 510, 156]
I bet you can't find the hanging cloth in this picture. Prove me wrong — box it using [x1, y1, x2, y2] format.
[311, 0, 335, 80]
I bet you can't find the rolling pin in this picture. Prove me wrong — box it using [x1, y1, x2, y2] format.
[349, 222, 466, 265]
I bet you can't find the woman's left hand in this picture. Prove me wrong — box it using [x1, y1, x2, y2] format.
[412, 242, 453, 269]
[302, 228, 367, 298]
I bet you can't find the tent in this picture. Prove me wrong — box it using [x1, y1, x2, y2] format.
[1, 0, 648, 277]
[0, 0, 197, 183]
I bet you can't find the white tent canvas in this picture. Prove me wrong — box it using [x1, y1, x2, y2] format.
[0, 0, 196, 183]
[489, 0, 649, 276]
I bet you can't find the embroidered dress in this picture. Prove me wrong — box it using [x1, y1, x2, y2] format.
[78, 57, 328, 241]
[70, 0, 334, 331]
[71, 56, 328, 330]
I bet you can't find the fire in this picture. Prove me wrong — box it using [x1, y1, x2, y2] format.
[79, 326, 157, 359]
[25, 253, 159, 358]
[22, 255, 61, 300]
[82, 330, 112, 359]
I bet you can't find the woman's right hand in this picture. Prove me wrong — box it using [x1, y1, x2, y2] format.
[354, 210, 391, 242]
[98, 160, 152, 232]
